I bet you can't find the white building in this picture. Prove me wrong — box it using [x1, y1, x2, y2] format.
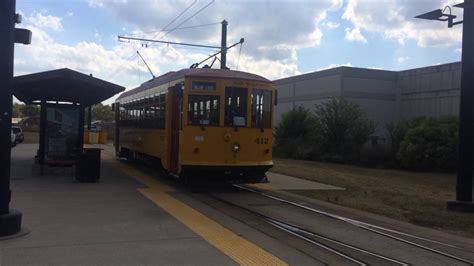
[274, 62, 462, 142]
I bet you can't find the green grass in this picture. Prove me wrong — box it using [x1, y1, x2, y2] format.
[272, 158, 474, 238]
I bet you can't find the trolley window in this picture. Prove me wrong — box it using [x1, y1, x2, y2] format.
[188, 95, 220, 126]
[225, 87, 248, 127]
[192, 81, 216, 91]
[251, 89, 272, 128]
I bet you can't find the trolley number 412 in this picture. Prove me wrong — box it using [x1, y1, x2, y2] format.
[255, 137, 269, 145]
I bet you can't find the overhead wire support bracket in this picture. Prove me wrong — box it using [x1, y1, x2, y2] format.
[118, 36, 221, 49]
[190, 38, 244, 69]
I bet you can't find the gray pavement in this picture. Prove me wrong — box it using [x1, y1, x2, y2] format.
[1, 144, 236, 265]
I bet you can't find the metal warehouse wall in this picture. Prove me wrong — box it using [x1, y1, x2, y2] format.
[274, 67, 343, 125]
[274, 62, 461, 140]
[397, 62, 461, 120]
[339, 67, 398, 139]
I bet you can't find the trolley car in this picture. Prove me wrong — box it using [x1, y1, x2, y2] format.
[114, 68, 275, 183]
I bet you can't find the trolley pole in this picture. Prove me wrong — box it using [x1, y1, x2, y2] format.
[220, 20, 228, 69]
[448, 0, 474, 211]
[0, 0, 21, 236]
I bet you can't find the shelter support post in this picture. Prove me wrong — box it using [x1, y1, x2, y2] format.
[78, 107, 85, 150]
[87, 106, 92, 130]
[0, 0, 22, 237]
[37, 100, 47, 164]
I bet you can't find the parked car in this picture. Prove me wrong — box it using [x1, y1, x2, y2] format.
[12, 126, 24, 143]
[11, 129, 16, 147]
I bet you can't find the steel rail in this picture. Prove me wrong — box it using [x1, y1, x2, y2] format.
[265, 218, 409, 266]
[234, 185, 474, 265]
[208, 193, 408, 266]
[268, 220, 368, 266]
[236, 184, 469, 250]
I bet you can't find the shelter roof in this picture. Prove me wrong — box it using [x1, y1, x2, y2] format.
[14, 68, 125, 106]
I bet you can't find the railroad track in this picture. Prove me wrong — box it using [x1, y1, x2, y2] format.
[228, 184, 474, 266]
[207, 191, 408, 266]
[111, 153, 473, 265]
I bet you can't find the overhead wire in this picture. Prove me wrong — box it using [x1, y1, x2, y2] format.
[159, 0, 216, 40]
[127, 22, 221, 37]
[143, 0, 198, 47]
[107, 0, 199, 80]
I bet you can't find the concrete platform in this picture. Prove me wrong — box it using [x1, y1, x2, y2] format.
[0, 144, 315, 265]
[1, 144, 235, 265]
[252, 172, 344, 191]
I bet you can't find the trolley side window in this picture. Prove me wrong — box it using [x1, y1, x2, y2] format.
[188, 95, 220, 126]
[224, 87, 248, 127]
[153, 93, 166, 129]
[251, 89, 272, 128]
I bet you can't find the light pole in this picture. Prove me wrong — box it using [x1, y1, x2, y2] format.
[0, 0, 31, 237]
[416, 1, 474, 212]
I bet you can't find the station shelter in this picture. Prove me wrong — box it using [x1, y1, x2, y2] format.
[13, 68, 124, 171]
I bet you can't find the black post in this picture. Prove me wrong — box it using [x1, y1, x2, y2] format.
[37, 101, 47, 164]
[78, 106, 85, 150]
[0, 0, 22, 236]
[220, 20, 228, 69]
[87, 106, 92, 130]
[448, 0, 474, 212]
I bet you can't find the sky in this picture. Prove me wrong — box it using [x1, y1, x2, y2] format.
[14, 0, 464, 104]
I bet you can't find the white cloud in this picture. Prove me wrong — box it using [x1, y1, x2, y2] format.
[94, 29, 101, 39]
[330, 0, 344, 10]
[86, 0, 343, 79]
[342, 0, 462, 47]
[13, 23, 179, 95]
[455, 48, 462, 53]
[326, 21, 340, 29]
[67, 11, 74, 17]
[15, 1, 367, 105]
[26, 12, 63, 32]
[366, 66, 385, 70]
[397, 56, 410, 63]
[344, 27, 367, 43]
[14, 13, 299, 107]
[317, 62, 352, 71]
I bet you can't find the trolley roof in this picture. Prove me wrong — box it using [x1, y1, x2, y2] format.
[116, 68, 273, 100]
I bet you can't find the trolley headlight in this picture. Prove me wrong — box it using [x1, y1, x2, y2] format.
[232, 143, 240, 153]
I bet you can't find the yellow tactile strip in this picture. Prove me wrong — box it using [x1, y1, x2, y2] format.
[104, 154, 287, 265]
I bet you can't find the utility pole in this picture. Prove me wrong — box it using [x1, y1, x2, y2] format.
[0, 0, 31, 236]
[220, 20, 228, 69]
[416, 0, 474, 212]
[449, 0, 474, 211]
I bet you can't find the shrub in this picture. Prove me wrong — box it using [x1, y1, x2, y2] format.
[397, 116, 458, 171]
[386, 117, 427, 164]
[274, 106, 320, 159]
[315, 97, 376, 163]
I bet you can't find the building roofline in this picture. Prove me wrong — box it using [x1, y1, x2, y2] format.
[273, 61, 461, 84]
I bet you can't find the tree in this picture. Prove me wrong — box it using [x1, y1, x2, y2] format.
[12, 103, 22, 118]
[19, 104, 40, 117]
[315, 97, 376, 162]
[91, 103, 114, 122]
[397, 116, 458, 171]
[274, 106, 320, 159]
[386, 117, 427, 163]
